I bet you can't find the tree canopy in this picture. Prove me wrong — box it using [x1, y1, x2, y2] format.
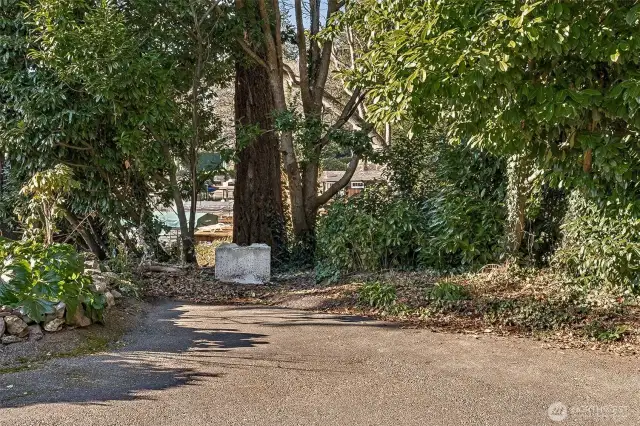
[345, 0, 640, 192]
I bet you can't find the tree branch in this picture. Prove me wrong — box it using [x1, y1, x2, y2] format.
[315, 154, 360, 206]
[312, 0, 339, 111]
[56, 142, 92, 151]
[198, 0, 221, 27]
[319, 87, 364, 147]
[236, 38, 269, 70]
[294, 0, 313, 111]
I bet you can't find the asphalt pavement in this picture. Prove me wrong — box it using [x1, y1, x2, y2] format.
[1, 301, 638, 425]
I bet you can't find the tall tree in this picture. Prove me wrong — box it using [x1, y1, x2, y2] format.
[233, 60, 287, 259]
[126, 0, 234, 263]
[236, 0, 373, 256]
[232, 1, 287, 261]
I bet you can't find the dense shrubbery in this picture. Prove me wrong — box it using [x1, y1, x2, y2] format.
[0, 239, 105, 322]
[554, 192, 640, 292]
[316, 186, 427, 278]
[316, 131, 507, 278]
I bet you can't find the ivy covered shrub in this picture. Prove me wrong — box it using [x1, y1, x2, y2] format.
[554, 191, 640, 292]
[0, 239, 105, 322]
[316, 185, 428, 278]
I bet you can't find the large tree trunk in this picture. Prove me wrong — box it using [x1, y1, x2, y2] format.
[233, 60, 287, 262]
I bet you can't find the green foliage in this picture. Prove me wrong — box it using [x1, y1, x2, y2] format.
[345, 0, 640, 190]
[424, 186, 505, 268]
[316, 185, 428, 275]
[426, 282, 470, 303]
[358, 281, 397, 309]
[1, 0, 233, 259]
[382, 128, 438, 199]
[481, 297, 580, 331]
[394, 131, 507, 268]
[0, 0, 171, 246]
[522, 183, 568, 265]
[317, 131, 506, 275]
[18, 164, 79, 244]
[275, 110, 374, 164]
[425, 281, 470, 312]
[584, 321, 630, 342]
[0, 238, 105, 322]
[554, 191, 640, 291]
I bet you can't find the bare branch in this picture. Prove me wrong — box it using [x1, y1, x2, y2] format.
[294, 0, 313, 111]
[312, 0, 339, 111]
[322, 89, 386, 146]
[283, 64, 385, 146]
[315, 154, 360, 206]
[318, 87, 364, 147]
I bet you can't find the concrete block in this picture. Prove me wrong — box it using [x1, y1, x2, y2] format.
[215, 243, 271, 284]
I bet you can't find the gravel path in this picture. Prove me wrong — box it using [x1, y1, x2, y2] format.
[0, 300, 638, 425]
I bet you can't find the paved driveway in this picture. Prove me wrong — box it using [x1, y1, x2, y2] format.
[0, 301, 638, 425]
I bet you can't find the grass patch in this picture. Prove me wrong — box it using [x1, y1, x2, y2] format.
[0, 364, 40, 375]
[53, 335, 113, 359]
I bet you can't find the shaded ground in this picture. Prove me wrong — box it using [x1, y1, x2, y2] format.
[0, 300, 147, 372]
[140, 268, 640, 355]
[1, 300, 639, 425]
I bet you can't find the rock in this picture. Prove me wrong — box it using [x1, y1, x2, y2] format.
[69, 304, 92, 328]
[0, 317, 5, 335]
[28, 324, 44, 341]
[103, 271, 120, 281]
[44, 301, 66, 323]
[85, 268, 103, 277]
[4, 315, 29, 337]
[0, 305, 12, 313]
[105, 291, 116, 308]
[16, 308, 35, 324]
[54, 302, 66, 319]
[111, 289, 122, 299]
[44, 318, 65, 332]
[84, 259, 100, 271]
[2, 335, 25, 345]
[215, 243, 271, 284]
[92, 278, 108, 294]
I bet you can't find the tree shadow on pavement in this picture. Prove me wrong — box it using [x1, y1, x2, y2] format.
[0, 301, 268, 409]
[0, 300, 396, 409]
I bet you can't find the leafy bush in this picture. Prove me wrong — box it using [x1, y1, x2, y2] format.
[0, 239, 105, 322]
[554, 192, 640, 292]
[358, 281, 397, 309]
[419, 138, 506, 268]
[316, 132, 508, 276]
[422, 187, 505, 268]
[316, 185, 428, 276]
[426, 281, 470, 302]
[583, 321, 630, 342]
